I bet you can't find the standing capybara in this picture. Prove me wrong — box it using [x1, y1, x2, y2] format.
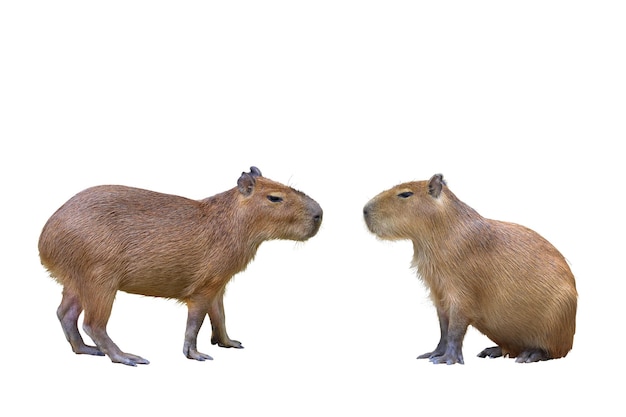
[39, 167, 322, 366]
[363, 174, 577, 364]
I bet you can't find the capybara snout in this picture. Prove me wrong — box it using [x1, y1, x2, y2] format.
[39, 166, 322, 366]
[363, 178, 440, 241]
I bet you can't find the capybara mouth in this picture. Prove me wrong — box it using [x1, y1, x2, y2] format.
[363, 220, 386, 239]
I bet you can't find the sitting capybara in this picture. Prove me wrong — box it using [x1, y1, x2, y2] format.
[363, 174, 577, 364]
[39, 167, 323, 366]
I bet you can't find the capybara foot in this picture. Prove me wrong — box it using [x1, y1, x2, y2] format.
[417, 348, 445, 361]
[211, 337, 243, 349]
[515, 348, 549, 363]
[477, 346, 503, 358]
[75, 345, 105, 356]
[109, 352, 150, 366]
[184, 347, 214, 361]
[429, 352, 464, 365]
[417, 348, 464, 364]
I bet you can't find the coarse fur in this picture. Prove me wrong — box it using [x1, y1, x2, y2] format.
[363, 174, 577, 364]
[39, 167, 323, 366]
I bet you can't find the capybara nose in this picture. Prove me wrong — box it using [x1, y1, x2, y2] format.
[363, 203, 371, 218]
[313, 209, 323, 224]
[309, 200, 323, 224]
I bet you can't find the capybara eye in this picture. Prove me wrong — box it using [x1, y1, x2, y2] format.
[397, 191, 414, 199]
[267, 195, 284, 203]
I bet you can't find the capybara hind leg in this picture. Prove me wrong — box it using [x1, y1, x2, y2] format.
[477, 346, 503, 359]
[57, 289, 104, 356]
[515, 348, 549, 363]
[81, 291, 149, 366]
[183, 298, 213, 361]
[209, 290, 243, 349]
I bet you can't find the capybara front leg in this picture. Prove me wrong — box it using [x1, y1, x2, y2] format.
[183, 298, 213, 361]
[209, 289, 243, 349]
[57, 288, 103, 356]
[429, 308, 467, 365]
[417, 306, 449, 360]
[81, 290, 149, 366]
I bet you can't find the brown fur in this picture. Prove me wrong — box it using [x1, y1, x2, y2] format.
[363, 174, 577, 364]
[39, 167, 323, 366]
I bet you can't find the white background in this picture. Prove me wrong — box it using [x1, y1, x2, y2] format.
[1, 1, 624, 415]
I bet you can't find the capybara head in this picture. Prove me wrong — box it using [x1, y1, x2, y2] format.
[363, 174, 447, 241]
[237, 167, 323, 242]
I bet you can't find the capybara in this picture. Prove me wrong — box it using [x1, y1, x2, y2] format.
[39, 167, 323, 366]
[363, 174, 577, 364]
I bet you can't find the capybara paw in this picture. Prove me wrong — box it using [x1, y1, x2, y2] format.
[430, 353, 464, 365]
[477, 346, 503, 358]
[110, 352, 150, 366]
[515, 348, 549, 363]
[220, 340, 243, 349]
[417, 350, 445, 360]
[184, 347, 214, 361]
[212, 337, 243, 349]
[74, 345, 105, 356]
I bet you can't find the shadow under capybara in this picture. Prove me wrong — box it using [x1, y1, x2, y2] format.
[363, 174, 577, 364]
[39, 167, 323, 366]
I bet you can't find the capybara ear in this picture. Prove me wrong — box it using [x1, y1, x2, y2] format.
[428, 174, 446, 198]
[250, 166, 262, 177]
[237, 172, 256, 196]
